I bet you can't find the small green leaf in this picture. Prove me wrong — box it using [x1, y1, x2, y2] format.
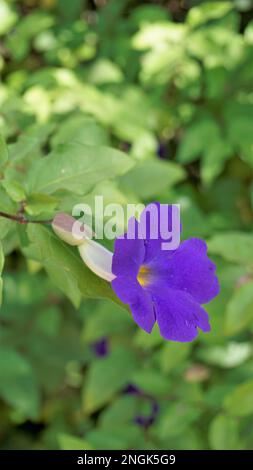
[83, 347, 137, 414]
[0, 0, 17, 35]
[1, 179, 26, 202]
[209, 414, 239, 450]
[224, 282, 253, 335]
[0, 241, 4, 306]
[155, 403, 200, 439]
[25, 193, 58, 216]
[51, 114, 109, 148]
[0, 346, 41, 419]
[27, 143, 134, 195]
[120, 159, 185, 198]
[208, 232, 253, 265]
[131, 369, 171, 396]
[58, 434, 93, 451]
[224, 379, 253, 416]
[0, 134, 8, 166]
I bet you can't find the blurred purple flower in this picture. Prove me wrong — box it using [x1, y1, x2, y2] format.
[91, 338, 109, 357]
[111, 203, 219, 342]
[134, 399, 160, 429]
[124, 383, 141, 395]
[157, 141, 168, 159]
[124, 382, 159, 428]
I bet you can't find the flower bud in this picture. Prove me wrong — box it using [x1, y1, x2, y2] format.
[52, 212, 115, 282]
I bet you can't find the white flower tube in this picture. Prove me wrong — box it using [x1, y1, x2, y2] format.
[52, 213, 115, 282]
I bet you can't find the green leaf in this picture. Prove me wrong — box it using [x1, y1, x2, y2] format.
[224, 379, 253, 416]
[51, 115, 109, 148]
[120, 159, 185, 198]
[58, 434, 93, 451]
[209, 414, 239, 450]
[159, 342, 191, 373]
[0, 134, 8, 166]
[24, 224, 120, 308]
[208, 232, 253, 265]
[100, 396, 137, 428]
[0, 346, 41, 419]
[6, 11, 54, 61]
[25, 193, 58, 216]
[154, 403, 201, 439]
[0, 240, 4, 273]
[87, 59, 124, 85]
[82, 347, 137, 414]
[85, 426, 143, 450]
[27, 142, 134, 195]
[201, 139, 232, 186]
[187, 2, 233, 27]
[131, 369, 171, 396]
[82, 300, 132, 342]
[0, 0, 17, 35]
[8, 123, 54, 162]
[1, 179, 26, 202]
[177, 117, 222, 165]
[224, 281, 253, 335]
[0, 241, 4, 306]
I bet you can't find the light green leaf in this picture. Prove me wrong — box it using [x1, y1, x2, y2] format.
[58, 434, 93, 451]
[0, 0, 17, 35]
[177, 117, 221, 164]
[0, 134, 8, 166]
[224, 379, 253, 416]
[27, 142, 134, 195]
[224, 281, 253, 335]
[83, 347, 137, 414]
[51, 115, 109, 148]
[120, 159, 185, 198]
[159, 342, 191, 373]
[0, 241, 4, 306]
[0, 240, 4, 273]
[208, 232, 253, 265]
[1, 179, 26, 202]
[131, 370, 171, 396]
[25, 193, 58, 216]
[87, 59, 124, 85]
[187, 2, 233, 27]
[155, 403, 200, 439]
[201, 140, 232, 186]
[209, 414, 239, 450]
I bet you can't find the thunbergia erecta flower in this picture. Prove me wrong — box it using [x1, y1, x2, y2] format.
[91, 338, 109, 358]
[111, 203, 219, 342]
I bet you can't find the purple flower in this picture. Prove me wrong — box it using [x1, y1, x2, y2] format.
[134, 399, 160, 429]
[111, 203, 219, 342]
[91, 338, 109, 357]
[157, 141, 168, 159]
[124, 383, 141, 395]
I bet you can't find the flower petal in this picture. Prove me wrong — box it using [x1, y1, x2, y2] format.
[78, 239, 115, 282]
[166, 238, 219, 304]
[154, 288, 211, 342]
[111, 276, 155, 333]
[130, 287, 156, 334]
[139, 202, 180, 263]
[112, 217, 145, 277]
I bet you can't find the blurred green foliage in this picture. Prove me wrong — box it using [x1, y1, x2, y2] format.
[0, 0, 253, 450]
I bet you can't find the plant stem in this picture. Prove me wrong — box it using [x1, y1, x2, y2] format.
[0, 211, 52, 225]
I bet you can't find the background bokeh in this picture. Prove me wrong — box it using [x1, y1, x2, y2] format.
[1, 0, 253, 450]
